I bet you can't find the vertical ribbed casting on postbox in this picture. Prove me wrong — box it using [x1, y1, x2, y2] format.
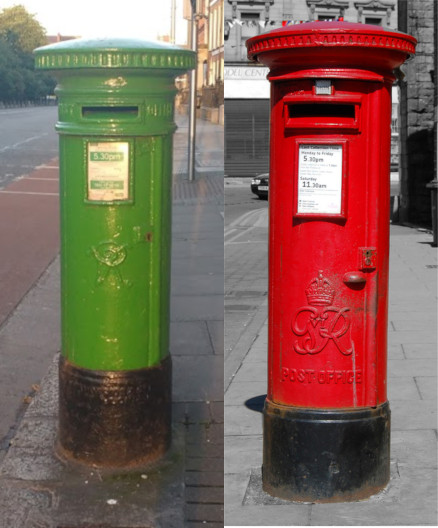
[34, 39, 195, 467]
[246, 22, 416, 502]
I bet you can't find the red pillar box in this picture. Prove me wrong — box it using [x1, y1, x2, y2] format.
[246, 22, 416, 502]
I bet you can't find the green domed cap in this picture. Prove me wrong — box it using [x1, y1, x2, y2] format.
[34, 37, 195, 72]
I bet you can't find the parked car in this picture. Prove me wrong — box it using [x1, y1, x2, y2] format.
[251, 174, 269, 199]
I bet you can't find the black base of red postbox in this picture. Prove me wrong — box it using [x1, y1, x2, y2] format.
[262, 399, 390, 503]
[57, 355, 172, 468]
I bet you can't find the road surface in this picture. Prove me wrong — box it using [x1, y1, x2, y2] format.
[0, 105, 60, 456]
[0, 106, 58, 188]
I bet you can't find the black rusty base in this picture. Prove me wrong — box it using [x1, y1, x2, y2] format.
[263, 399, 390, 503]
[57, 355, 171, 468]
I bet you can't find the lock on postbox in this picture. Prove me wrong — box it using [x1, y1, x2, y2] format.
[34, 39, 195, 467]
[247, 22, 416, 502]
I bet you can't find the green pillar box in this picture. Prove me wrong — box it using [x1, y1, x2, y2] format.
[34, 38, 195, 467]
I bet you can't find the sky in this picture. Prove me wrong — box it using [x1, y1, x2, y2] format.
[0, 0, 189, 44]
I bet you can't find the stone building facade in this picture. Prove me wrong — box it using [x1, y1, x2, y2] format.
[224, 0, 401, 177]
[183, 0, 224, 124]
[204, 0, 224, 123]
[398, 0, 437, 227]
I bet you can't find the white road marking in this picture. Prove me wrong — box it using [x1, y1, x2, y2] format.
[0, 133, 49, 153]
[23, 177, 58, 181]
[0, 190, 58, 196]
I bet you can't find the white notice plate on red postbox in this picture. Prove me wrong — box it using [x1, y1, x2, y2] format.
[297, 144, 343, 215]
[88, 142, 130, 202]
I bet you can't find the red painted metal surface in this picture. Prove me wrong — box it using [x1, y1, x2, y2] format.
[246, 22, 416, 409]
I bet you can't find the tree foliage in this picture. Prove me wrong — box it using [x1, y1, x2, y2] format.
[0, 5, 55, 103]
[0, 5, 47, 53]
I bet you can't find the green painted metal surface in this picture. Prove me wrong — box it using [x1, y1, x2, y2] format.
[35, 38, 195, 371]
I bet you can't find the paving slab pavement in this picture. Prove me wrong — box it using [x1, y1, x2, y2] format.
[0, 113, 224, 527]
[224, 216, 437, 526]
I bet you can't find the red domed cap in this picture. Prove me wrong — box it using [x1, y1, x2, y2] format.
[246, 21, 416, 76]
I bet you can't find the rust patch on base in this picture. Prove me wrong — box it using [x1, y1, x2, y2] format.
[57, 355, 171, 468]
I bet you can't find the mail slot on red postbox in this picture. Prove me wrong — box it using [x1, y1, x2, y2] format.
[247, 22, 416, 502]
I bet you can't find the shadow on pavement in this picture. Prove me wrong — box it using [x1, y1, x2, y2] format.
[245, 394, 266, 413]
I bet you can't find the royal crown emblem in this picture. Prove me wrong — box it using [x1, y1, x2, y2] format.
[305, 271, 335, 307]
[292, 270, 353, 356]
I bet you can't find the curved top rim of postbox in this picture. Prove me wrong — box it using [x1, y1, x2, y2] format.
[246, 21, 417, 69]
[34, 37, 196, 72]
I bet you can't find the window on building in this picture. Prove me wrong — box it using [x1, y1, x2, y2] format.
[355, 1, 395, 26]
[307, 0, 348, 22]
[203, 60, 208, 86]
[240, 12, 261, 61]
[318, 14, 338, 21]
[365, 17, 383, 26]
[241, 12, 260, 38]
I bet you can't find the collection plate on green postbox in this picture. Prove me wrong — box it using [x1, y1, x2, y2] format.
[87, 141, 130, 202]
